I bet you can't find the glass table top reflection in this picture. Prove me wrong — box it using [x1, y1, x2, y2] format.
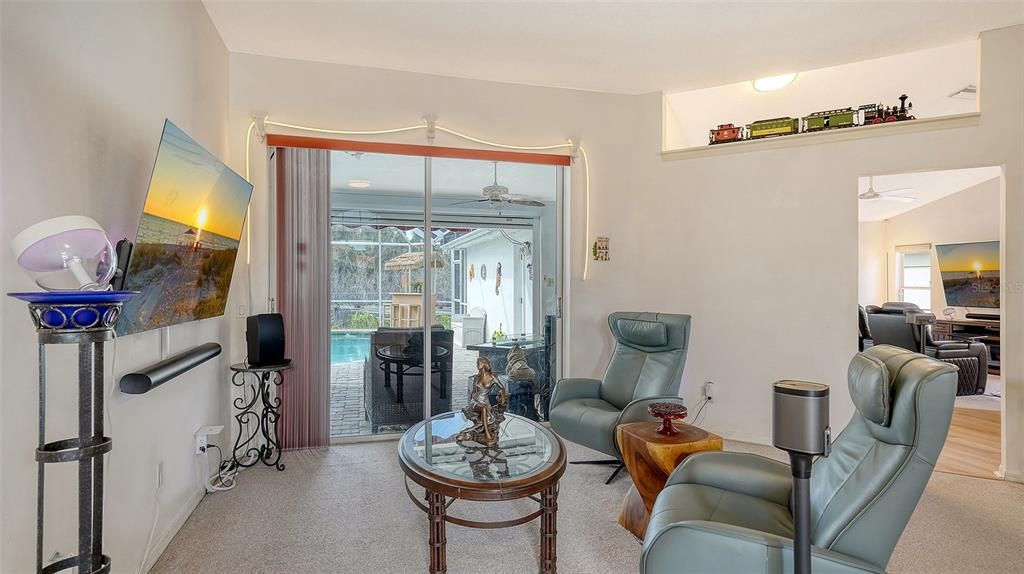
[400, 411, 560, 485]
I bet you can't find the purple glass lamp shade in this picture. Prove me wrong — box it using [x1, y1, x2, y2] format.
[10, 215, 116, 290]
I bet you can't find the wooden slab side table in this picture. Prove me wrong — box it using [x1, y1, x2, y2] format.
[616, 421, 723, 539]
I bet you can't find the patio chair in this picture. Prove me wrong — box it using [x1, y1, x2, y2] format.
[363, 326, 454, 432]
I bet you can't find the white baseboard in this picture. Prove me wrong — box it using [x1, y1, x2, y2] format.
[142, 487, 206, 573]
[706, 428, 773, 448]
[998, 464, 1024, 483]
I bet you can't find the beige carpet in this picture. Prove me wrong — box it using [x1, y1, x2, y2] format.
[153, 440, 1024, 574]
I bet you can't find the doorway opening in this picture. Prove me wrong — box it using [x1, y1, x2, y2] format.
[857, 165, 1004, 479]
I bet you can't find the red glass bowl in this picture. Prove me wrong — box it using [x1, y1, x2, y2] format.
[648, 402, 688, 436]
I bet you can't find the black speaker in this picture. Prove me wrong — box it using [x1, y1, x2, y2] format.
[246, 313, 287, 367]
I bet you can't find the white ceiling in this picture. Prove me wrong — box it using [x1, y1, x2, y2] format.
[330, 152, 558, 199]
[858, 167, 1002, 222]
[202, 1, 1023, 95]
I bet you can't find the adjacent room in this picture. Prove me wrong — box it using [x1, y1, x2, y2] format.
[2, 2, 1023, 574]
[858, 167, 1005, 480]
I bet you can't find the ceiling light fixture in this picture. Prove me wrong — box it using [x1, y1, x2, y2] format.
[348, 179, 371, 189]
[752, 73, 798, 92]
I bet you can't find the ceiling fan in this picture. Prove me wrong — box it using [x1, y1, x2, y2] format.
[859, 176, 915, 203]
[452, 162, 545, 207]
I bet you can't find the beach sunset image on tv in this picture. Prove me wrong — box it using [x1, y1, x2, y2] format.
[935, 241, 1000, 309]
[117, 120, 253, 335]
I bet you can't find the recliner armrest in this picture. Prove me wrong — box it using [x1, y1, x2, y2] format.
[932, 341, 989, 358]
[641, 521, 885, 574]
[548, 378, 602, 411]
[666, 451, 794, 507]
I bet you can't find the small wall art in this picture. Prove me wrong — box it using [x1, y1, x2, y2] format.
[592, 237, 610, 261]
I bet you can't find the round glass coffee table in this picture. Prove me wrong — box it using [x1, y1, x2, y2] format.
[398, 411, 566, 574]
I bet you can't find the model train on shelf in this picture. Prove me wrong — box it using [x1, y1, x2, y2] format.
[709, 94, 915, 145]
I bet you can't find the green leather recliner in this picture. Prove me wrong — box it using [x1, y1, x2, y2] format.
[640, 345, 958, 574]
[549, 312, 691, 481]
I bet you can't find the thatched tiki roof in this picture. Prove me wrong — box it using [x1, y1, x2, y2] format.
[383, 251, 445, 271]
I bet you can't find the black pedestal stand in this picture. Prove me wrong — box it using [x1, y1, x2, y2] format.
[18, 298, 128, 574]
[789, 452, 813, 574]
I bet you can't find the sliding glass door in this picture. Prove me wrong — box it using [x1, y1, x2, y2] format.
[329, 150, 564, 438]
[431, 157, 561, 424]
[330, 152, 431, 437]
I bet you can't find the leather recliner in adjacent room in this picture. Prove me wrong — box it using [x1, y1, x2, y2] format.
[858, 305, 872, 351]
[548, 312, 690, 483]
[640, 345, 958, 574]
[865, 302, 988, 395]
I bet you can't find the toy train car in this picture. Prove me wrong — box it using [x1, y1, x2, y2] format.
[747, 117, 800, 139]
[709, 123, 744, 145]
[803, 108, 856, 132]
[707, 94, 915, 146]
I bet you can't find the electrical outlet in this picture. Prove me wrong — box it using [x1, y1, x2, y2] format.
[704, 381, 715, 403]
[194, 433, 208, 455]
[194, 425, 222, 455]
[157, 461, 164, 489]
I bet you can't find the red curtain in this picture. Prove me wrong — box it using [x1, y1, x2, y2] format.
[276, 147, 331, 449]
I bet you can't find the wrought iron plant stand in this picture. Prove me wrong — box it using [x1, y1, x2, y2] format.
[229, 362, 291, 471]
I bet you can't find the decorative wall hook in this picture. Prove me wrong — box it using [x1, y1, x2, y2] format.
[424, 116, 437, 144]
[252, 114, 268, 143]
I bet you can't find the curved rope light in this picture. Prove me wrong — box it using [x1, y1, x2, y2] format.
[434, 125, 575, 151]
[263, 119, 429, 136]
[243, 117, 592, 311]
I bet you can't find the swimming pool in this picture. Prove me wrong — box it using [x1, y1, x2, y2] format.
[331, 332, 371, 364]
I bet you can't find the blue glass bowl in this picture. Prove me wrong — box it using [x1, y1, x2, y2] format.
[7, 291, 137, 331]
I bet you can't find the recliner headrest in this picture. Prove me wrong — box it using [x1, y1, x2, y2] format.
[607, 312, 690, 351]
[877, 302, 923, 315]
[848, 352, 892, 426]
[614, 318, 667, 347]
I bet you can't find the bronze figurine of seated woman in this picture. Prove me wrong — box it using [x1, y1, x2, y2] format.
[459, 357, 509, 445]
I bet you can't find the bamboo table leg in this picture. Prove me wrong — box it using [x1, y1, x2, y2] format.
[427, 489, 447, 574]
[540, 483, 558, 574]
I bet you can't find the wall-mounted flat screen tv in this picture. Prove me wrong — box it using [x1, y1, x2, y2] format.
[117, 120, 253, 335]
[935, 241, 1000, 309]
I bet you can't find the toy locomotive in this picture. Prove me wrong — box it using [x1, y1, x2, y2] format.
[708, 94, 914, 145]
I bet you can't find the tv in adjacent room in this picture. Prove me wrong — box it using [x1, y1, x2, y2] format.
[117, 120, 253, 335]
[934, 241, 1000, 309]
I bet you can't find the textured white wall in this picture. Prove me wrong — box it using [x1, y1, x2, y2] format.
[1, 1, 232, 571]
[859, 221, 887, 306]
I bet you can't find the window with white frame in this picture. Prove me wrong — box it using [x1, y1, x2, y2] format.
[897, 244, 931, 310]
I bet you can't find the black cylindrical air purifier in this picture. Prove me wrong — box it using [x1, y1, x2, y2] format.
[772, 381, 831, 574]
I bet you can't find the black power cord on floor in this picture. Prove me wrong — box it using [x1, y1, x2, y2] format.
[690, 398, 710, 426]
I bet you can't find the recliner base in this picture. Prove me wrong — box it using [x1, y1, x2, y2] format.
[570, 460, 627, 484]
